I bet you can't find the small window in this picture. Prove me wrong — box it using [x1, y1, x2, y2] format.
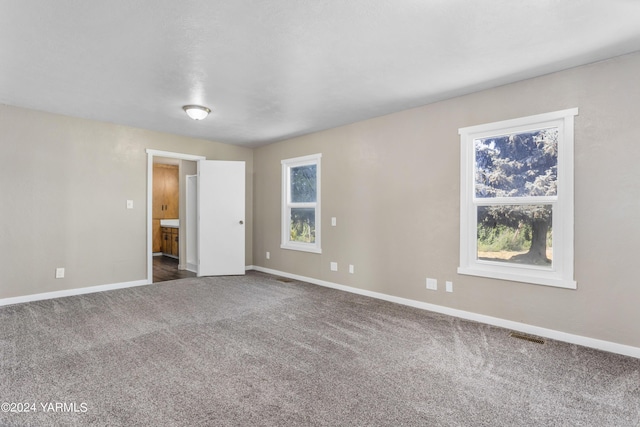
[281, 154, 322, 253]
[458, 109, 577, 288]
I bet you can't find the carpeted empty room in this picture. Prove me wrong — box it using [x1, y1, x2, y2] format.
[1, 271, 638, 426]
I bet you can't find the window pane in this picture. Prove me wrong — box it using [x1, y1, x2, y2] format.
[477, 205, 552, 266]
[475, 128, 558, 198]
[290, 208, 315, 243]
[290, 165, 317, 203]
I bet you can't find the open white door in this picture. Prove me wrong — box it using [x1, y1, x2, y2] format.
[197, 160, 245, 276]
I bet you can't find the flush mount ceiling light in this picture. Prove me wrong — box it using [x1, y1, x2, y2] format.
[182, 105, 211, 120]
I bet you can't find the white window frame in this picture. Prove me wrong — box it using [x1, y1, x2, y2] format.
[281, 153, 322, 253]
[458, 108, 578, 289]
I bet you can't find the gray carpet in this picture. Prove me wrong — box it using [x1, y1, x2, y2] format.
[1, 271, 638, 426]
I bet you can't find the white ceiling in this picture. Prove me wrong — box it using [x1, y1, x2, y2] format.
[1, 1, 639, 147]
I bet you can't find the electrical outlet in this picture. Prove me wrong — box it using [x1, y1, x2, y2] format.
[349, 264, 354, 274]
[55, 268, 65, 279]
[330, 262, 338, 271]
[331, 217, 337, 226]
[426, 278, 437, 290]
[446, 281, 453, 293]
[266, 251, 270, 260]
[126, 200, 134, 209]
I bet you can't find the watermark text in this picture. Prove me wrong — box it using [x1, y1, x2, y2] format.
[1, 402, 88, 413]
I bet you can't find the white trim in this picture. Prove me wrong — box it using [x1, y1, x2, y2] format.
[458, 109, 578, 288]
[145, 149, 206, 161]
[459, 108, 579, 135]
[4, 266, 636, 359]
[185, 174, 198, 275]
[146, 149, 206, 284]
[281, 153, 322, 253]
[280, 243, 323, 254]
[457, 266, 576, 289]
[0, 279, 149, 307]
[279, 153, 323, 165]
[248, 266, 640, 359]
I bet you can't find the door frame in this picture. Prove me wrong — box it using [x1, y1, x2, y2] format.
[146, 149, 205, 284]
[185, 174, 198, 273]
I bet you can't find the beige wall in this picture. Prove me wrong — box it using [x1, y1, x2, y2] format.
[2, 52, 638, 348]
[253, 52, 640, 347]
[0, 105, 253, 299]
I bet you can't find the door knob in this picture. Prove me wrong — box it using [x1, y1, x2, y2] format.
[239, 220, 244, 225]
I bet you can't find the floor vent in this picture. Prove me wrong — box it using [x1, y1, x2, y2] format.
[276, 277, 293, 283]
[509, 332, 545, 345]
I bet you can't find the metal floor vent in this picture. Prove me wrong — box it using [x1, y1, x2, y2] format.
[509, 332, 545, 345]
[276, 277, 293, 283]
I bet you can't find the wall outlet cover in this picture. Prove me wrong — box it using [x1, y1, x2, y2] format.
[330, 262, 338, 271]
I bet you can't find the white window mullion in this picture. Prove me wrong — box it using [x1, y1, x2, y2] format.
[459, 109, 577, 289]
[474, 196, 558, 206]
[281, 153, 322, 254]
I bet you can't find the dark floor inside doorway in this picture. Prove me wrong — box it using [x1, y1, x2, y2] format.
[153, 256, 197, 283]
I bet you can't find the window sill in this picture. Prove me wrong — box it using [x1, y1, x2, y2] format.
[280, 243, 322, 254]
[457, 266, 577, 289]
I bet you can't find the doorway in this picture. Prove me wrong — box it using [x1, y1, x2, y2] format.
[152, 156, 198, 282]
[146, 150, 205, 284]
[146, 149, 247, 283]
[152, 157, 198, 283]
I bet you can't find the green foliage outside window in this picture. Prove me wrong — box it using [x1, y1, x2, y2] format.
[475, 129, 557, 265]
[290, 208, 315, 243]
[289, 164, 317, 243]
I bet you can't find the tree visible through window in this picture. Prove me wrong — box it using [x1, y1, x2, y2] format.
[281, 154, 321, 253]
[289, 164, 317, 243]
[475, 128, 557, 266]
[458, 109, 577, 288]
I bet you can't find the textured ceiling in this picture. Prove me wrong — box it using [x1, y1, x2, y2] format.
[1, 1, 639, 147]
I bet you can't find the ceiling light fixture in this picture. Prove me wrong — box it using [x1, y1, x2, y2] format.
[182, 105, 211, 120]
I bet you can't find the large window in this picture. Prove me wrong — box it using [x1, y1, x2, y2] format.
[458, 109, 577, 288]
[281, 153, 322, 253]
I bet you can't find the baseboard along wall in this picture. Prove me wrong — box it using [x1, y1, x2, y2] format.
[2, 266, 638, 360]
[0, 279, 150, 307]
[248, 265, 640, 360]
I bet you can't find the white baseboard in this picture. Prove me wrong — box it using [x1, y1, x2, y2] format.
[187, 263, 198, 273]
[4, 267, 637, 359]
[250, 266, 640, 359]
[0, 279, 150, 307]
